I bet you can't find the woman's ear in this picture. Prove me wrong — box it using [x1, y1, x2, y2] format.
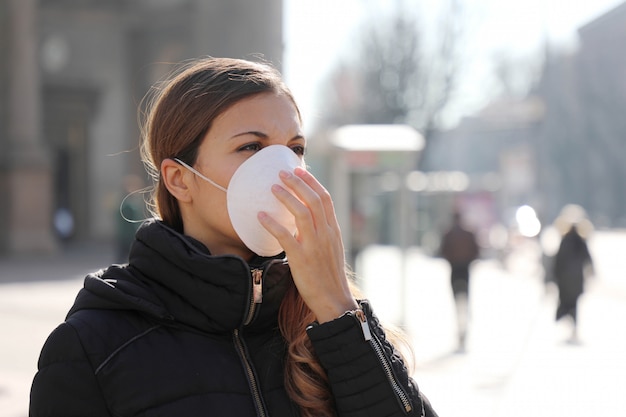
[161, 159, 193, 203]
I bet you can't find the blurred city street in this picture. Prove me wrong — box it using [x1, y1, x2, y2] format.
[1, 231, 625, 417]
[360, 230, 626, 417]
[3, 1, 626, 416]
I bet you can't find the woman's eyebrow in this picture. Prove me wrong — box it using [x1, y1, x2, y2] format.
[230, 131, 268, 140]
[230, 131, 305, 142]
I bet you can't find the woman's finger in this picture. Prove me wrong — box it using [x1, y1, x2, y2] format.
[292, 167, 340, 231]
[279, 168, 338, 232]
[269, 183, 317, 239]
[256, 210, 298, 250]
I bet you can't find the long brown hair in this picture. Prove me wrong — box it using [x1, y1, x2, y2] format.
[140, 57, 333, 416]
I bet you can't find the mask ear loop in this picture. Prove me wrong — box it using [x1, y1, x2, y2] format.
[173, 158, 228, 192]
[119, 186, 152, 224]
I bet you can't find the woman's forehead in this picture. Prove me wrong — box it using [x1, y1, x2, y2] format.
[210, 94, 302, 137]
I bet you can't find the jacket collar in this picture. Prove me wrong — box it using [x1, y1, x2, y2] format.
[69, 220, 293, 334]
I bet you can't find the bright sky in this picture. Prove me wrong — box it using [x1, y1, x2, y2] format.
[283, 0, 625, 132]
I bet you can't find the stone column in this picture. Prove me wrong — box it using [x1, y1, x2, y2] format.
[4, 0, 56, 254]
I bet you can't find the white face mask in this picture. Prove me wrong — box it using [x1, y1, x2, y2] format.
[175, 144, 305, 256]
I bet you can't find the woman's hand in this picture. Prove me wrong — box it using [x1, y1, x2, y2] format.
[258, 167, 358, 323]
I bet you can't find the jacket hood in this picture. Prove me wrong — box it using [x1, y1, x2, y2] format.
[68, 220, 293, 333]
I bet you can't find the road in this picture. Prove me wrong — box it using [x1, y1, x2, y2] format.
[1, 232, 625, 416]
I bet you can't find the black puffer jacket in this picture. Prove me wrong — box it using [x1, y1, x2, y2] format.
[30, 220, 437, 417]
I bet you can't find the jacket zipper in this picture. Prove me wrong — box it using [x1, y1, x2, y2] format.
[233, 328, 267, 417]
[233, 267, 267, 416]
[243, 268, 263, 326]
[354, 309, 416, 415]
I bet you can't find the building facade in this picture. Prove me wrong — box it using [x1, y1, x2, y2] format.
[422, 1, 626, 234]
[0, 0, 283, 254]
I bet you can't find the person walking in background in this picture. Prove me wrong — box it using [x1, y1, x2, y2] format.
[553, 222, 594, 344]
[30, 57, 437, 417]
[439, 210, 480, 352]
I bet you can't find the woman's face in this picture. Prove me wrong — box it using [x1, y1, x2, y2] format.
[181, 92, 305, 258]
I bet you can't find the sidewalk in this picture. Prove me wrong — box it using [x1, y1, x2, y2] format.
[0, 242, 115, 417]
[357, 231, 626, 417]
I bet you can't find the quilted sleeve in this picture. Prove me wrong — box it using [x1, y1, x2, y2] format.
[307, 300, 438, 417]
[29, 322, 111, 417]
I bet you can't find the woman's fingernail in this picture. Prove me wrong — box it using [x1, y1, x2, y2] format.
[279, 170, 292, 179]
[272, 184, 284, 192]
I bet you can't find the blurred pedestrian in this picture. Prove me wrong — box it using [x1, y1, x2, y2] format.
[30, 57, 437, 417]
[439, 210, 480, 352]
[553, 222, 594, 343]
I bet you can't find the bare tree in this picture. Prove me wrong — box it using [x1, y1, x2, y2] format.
[318, 0, 464, 144]
[491, 50, 543, 98]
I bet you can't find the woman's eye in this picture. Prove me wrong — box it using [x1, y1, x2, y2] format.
[238, 143, 262, 152]
[291, 145, 306, 156]
[239, 143, 305, 156]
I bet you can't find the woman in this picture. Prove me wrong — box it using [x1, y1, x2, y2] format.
[30, 57, 437, 417]
[554, 223, 593, 342]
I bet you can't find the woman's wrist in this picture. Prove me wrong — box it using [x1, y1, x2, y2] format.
[314, 298, 359, 324]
